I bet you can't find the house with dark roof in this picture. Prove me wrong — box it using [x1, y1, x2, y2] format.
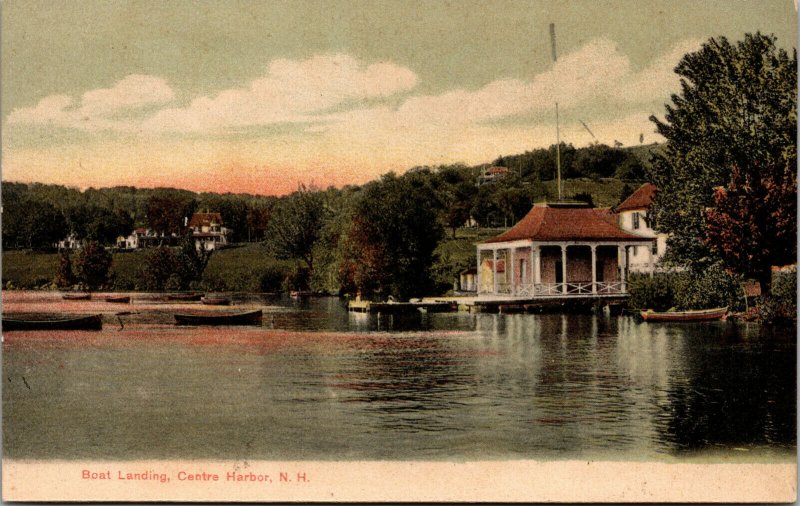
[188, 212, 229, 251]
[614, 183, 668, 273]
[476, 201, 652, 297]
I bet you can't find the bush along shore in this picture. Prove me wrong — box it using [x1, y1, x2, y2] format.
[627, 265, 797, 324]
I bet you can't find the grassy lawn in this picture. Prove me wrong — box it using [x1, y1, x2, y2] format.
[2, 250, 60, 289]
[2, 244, 293, 292]
[201, 243, 294, 292]
[543, 178, 631, 208]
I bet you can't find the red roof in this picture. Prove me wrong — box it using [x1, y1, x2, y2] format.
[189, 212, 224, 228]
[615, 183, 656, 212]
[483, 203, 652, 244]
[486, 166, 510, 175]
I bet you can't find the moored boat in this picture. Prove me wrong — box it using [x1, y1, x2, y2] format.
[166, 293, 203, 301]
[105, 295, 131, 303]
[640, 306, 728, 322]
[62, 293, 91, 300]
[3, 313, 103, 331]
[174, 309, 262, 326]
[201, 296, 231, 306]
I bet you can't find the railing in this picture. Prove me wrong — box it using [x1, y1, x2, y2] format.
[481, 282, 628, 296]
[534, 283, 564, 296]
[596, 281, 625, 294]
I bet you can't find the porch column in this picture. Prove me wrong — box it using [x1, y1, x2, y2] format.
[509, 247, 516, 296]
[591, 244, 597, 294]
[476, 248, 482, 294]
[618, 245, 627, 292]
[648, 240, 655, 278]
[561, 244, 568, 295]
[492, 248, 498, 294]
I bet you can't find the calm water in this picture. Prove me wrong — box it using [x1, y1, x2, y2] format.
[2, 292, 795, 461]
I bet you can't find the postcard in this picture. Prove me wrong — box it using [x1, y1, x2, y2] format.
[1, 0, 797, 502]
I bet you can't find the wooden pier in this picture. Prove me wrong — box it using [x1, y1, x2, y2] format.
[347, 300, 458, 314]
[422, 294, 629, 314]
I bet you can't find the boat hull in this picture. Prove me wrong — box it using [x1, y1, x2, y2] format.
[166, 293, 203, 301]
[640, 307, 728, 322]
[174, 309, 262, 326]
[3, 314, 103, 331]
[62, 293, 91, 300]
[105, 296, 131, 303]
[201, 297, 231, 306]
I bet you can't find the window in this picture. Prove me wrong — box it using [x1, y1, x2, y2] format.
[633, 246, 639, 256]
[651, 240, 658, 255]
[632, 212, 640, 229]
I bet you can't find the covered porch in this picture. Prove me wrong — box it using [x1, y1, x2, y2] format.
[477, 240, 651, 298]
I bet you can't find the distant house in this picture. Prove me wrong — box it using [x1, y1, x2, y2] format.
[57, 233, 86, 250]
[614, 183, 667, 273]
[477, 166, 511, 185]
[188, 212, 229, 251]
[116, 228, 180, 249]
[476, 201, 652, 297]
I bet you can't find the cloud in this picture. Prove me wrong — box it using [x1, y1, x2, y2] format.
[7, 74, 175, 131]
[4, 41, 701, 193]
[143, 54, 418, 132]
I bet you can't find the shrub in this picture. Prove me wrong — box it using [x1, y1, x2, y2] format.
[627, 273, 677, 311]
[628, 264, 744, 312]
[54, 250, 75, 288]
[673, 263, 743, 310]
[759, 268, 797, 323]
[73, 242, 113, 290]
[139, 246, 177, 291]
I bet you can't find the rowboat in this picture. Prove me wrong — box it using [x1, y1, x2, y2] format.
[3, 313, 103, 331]
[166, 293, 203, 301]
[640, 307, 728, 322]
[62, 293, 91, 300]
[201, 296, 231, 306]
[105, 295, 131, 303]
[174, 309, 263, 326]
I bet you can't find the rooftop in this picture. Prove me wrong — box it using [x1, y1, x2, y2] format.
[615, 183, 657, 212]
[483, 202, 652, 244]
[189, 212, 224, 228]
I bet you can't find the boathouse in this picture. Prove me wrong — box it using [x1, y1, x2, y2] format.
[476, 202, 653, 298]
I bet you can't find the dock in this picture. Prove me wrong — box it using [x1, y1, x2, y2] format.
[347, 300, 458, 314]
[348, 294, 627, 315]
[421, 294, 629, 314]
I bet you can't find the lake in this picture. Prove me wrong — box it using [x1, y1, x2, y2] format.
[2, 291, 795, 461]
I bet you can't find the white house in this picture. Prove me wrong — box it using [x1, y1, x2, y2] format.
[188, 212, 229, 251]
[57, 233, 86, 250]
[614, 183, 668, 273]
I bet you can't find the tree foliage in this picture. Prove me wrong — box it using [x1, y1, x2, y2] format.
[648, 32, 797, 286]
[338, 173, 444, 299]
[146, 191, 196, 236]
[265, 187, 329, 273]
[73, 241, 113, 290]
[139, 246, 178, 291]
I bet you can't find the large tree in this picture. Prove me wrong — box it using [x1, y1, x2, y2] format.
[265, 186, 329, 275]
[338, 173, 444, 299]
[648, 32, 796, 290]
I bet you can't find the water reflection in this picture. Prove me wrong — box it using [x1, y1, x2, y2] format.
[2, 292, 795, 461]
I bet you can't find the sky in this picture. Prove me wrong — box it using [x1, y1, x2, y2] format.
[2, 0, 796, 195]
